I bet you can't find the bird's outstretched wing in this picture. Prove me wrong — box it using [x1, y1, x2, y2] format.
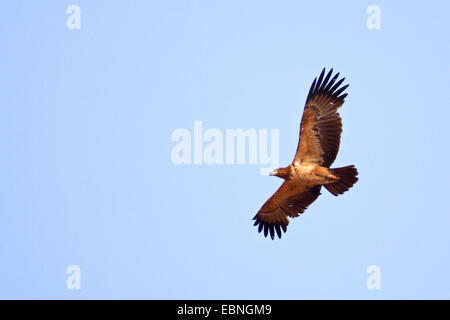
[253, 182, 322, 239]
[293, 68, 348, 168]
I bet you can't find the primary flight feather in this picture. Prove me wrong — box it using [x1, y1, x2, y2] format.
[253, 68, 358, 240]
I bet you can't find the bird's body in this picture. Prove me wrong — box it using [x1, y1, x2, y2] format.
[294, 163, 339, 185]
[272, 163, 339, 186]
[253, 68, 358, 239]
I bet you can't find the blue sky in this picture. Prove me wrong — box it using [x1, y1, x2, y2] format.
[0, 1, 449, 299]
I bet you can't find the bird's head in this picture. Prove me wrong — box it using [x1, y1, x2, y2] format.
[270, 167, 290, 180]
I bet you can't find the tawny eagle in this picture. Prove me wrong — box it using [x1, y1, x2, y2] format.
[253, 68, 358, 239]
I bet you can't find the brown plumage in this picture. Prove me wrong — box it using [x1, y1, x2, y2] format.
[253, 68, 358, 239]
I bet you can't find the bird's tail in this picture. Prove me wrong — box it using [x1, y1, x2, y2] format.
[324, 165, 358, 196]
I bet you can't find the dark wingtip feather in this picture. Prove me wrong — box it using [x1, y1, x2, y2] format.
[315, 68, 326, 93]
[307, 78, 317, 100]
[323, 73, 339, 92]
[269, 226, 275, 240]
[253, 220, 287, 240]
[329, 78, 345, 94]
[307, 69, 349, 103]
[253, 212, 288, 240]
[258, 222, 263, 233]
[319, 68, 333, 92]
[339, 93, 348, 100]
[333, 83, 348, 95]
[275, 224, 282, 239]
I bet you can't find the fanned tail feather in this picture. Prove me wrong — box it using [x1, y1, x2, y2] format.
[325, 165, 358, 196]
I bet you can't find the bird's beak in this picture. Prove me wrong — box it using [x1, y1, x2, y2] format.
[270, 170, 277, 176]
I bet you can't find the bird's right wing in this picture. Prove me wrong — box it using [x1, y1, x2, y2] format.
[253, 181, 322, 240]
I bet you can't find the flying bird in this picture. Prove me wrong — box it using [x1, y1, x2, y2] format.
[253, 68, 358, 239]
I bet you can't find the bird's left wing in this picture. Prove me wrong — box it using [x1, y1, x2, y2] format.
[293, 68, 348, 167]
[253, 182, 322, 239]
